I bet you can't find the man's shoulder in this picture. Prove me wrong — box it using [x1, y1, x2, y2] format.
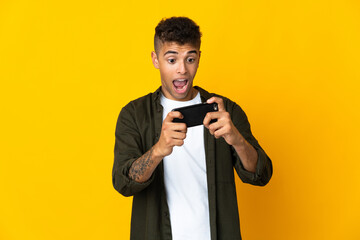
[127, 92, 152, 106]
[116, 88, 161, 128]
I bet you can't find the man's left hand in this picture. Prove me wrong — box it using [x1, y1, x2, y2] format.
[204, 96, 258, 173]
[203, 97, 242, 146]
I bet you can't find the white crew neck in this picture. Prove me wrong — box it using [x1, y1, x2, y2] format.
[160, 91, 201, 110]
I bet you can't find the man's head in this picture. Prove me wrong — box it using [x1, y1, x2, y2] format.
[151, 17, 202, 101]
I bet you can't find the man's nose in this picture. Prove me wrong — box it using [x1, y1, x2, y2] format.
[177, 61, 187, 74]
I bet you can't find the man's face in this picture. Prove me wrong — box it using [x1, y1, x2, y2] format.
[151, 41, 200, 101]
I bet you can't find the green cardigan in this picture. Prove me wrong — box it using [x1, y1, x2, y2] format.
[112, 86, 273, 240]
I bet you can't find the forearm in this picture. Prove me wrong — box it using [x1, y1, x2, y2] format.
[232, 133, 258, 173]
[128, 144, 163, 183]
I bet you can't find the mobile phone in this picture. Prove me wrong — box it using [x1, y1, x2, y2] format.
[172, 102, 218, 128]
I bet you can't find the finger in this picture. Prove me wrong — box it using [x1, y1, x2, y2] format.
[165, 111, 183, 122]
[213, 128, 227, 139]
[208, 121, 222, 134]
[162, 121, 187, 135]
[206, 97, 225, 111]
[170, 122, 187, 133]
[171, 131, 186, 140]
[213, 124, 232, 139]
[203, 112, 216, 127]
[173, 139, 184, 146]
[203, 113, 211, 128]
[203, 111, 222, 127]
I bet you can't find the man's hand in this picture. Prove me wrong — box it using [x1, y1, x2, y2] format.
[153, 111, 187, 158]
[128, 111, 187, 183]
[203, 96, 258, 173]
[203, 97, 242, 146]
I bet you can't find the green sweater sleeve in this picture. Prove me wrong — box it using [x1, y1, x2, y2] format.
[228, 100, 273, 186]
[112, 103, 156, 197]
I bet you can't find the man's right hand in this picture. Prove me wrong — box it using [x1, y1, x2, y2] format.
[128, 111, 187, 183]
[153, 111, 187, 158]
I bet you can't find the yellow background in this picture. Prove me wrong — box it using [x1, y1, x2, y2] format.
[1, 0, 359, 239]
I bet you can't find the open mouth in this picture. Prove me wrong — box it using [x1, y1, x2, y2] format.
[173, 79, 189, 93]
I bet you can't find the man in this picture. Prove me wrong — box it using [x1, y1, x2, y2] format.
[112, 17, 273, 240]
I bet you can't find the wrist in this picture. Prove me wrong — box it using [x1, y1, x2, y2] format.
[152, 143, 165, 162]
[231, 128, 246, 149]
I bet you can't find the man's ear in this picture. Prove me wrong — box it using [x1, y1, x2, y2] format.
[151, 51, 159, 69]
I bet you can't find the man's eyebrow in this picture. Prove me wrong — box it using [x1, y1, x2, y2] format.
[187, 50, 198, 54]
[164, 51, 178, 56]
[163, 50, 198, 56]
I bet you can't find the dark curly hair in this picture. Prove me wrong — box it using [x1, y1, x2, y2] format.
[154, 17, 202, 54]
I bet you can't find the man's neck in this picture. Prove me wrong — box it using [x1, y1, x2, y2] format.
[161, 87, 199, 102]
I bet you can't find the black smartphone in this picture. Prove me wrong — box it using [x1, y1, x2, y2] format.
[172, 102, 218, 128]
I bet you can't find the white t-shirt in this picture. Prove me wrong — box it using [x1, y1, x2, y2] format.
[160, 92, 211, 240]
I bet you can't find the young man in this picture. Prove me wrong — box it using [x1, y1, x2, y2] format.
[112, 17, 273, 240]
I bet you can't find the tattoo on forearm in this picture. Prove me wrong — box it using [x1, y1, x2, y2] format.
[128, 147, 154, 182]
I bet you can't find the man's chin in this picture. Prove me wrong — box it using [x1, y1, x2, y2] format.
[171, 87, 195, 101]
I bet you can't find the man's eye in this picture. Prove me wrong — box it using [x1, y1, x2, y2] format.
[187, 58, 195, 63]
[168, 59, 176, 63]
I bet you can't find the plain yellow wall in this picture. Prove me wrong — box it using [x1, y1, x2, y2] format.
[1, 0, 359, 239]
